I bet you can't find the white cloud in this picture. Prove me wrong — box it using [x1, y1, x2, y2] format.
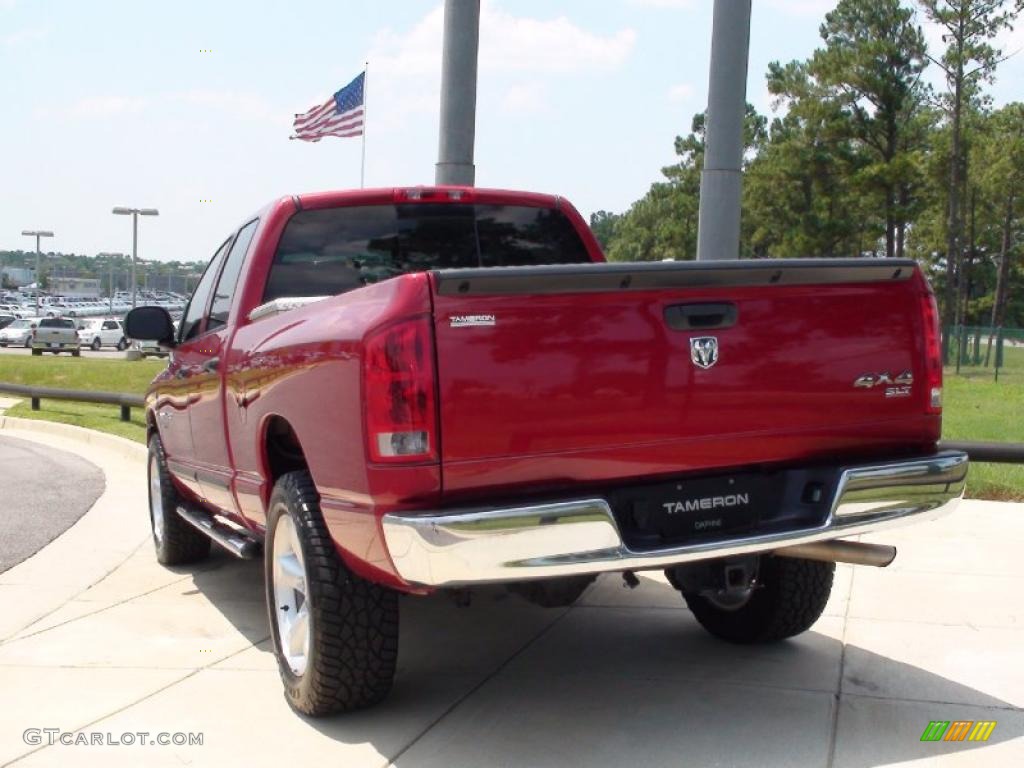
[371, 2, 636, 77]
[2, 26, 46, 47]
[667, 82, 694, 102]
[366, 1, 636, 131]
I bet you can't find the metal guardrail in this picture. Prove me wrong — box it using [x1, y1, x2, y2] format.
[938, 440, 1024, 464]
[0, 383, 144, 422]
[0, 381, 1020, 460]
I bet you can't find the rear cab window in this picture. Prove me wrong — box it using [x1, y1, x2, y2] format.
[39, 318, 75, 329]
[263, 203, 591, 303]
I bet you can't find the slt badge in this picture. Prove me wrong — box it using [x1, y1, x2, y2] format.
[690, 336, 719, 370]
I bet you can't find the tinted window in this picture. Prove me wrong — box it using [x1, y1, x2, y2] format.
[180, 239, 231, 342]
[476, 205, 590, 267]
[209, 219, 259, 330]
[40, 318, 75, 328]
[264, 204, 590, 303]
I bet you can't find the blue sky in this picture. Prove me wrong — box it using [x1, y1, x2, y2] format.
[2, 0, 1022, 263]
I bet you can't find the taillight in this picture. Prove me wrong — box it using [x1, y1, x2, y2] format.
[364, 317, 438, 462]
[921, 290, 942, 414]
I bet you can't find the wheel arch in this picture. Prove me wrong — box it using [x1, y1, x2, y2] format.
[260, 414, 311, 507]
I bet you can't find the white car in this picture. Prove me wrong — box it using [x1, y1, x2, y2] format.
[77, 318, 128, 351]
[0, 318, 38, 348]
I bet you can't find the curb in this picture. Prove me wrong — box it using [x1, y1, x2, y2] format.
[0, 418, 150, 641]
[0, 415, 146, 464]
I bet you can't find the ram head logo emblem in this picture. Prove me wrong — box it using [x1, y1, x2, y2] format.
[690, 336, 719, 370]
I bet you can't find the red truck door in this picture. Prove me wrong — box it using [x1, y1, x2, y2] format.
[187, 219, 260, 514]
[158, 238, 232, 497]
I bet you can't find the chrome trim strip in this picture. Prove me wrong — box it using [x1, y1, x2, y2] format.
[382, 452, 968, 587]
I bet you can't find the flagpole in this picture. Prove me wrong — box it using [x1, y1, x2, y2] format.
[360, 61, 368, 188]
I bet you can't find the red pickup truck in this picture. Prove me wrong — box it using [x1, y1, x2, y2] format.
[126, 186, 967, 717]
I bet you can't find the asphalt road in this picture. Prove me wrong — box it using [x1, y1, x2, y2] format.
[0, 435, 105, 573]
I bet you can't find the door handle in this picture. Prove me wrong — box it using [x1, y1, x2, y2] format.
[664, 302, 738, 331]
[203, 357, 220, 373]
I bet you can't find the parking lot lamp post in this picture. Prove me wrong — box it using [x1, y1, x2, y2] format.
[20, 230, 54, 315]
[112, 207, 158, 308]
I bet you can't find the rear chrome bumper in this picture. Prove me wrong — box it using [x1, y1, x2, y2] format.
[382, 452, 968, 587]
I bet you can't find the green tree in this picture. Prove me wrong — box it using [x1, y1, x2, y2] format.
[588, 211, 621, 251]
[918, 0, 1022, 334]
[746, 60, 867, 257]
[814, 0, 930, 258]
[605, 105, 765, 262]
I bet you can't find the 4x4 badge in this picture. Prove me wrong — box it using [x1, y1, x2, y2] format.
[690, 336, 719, 369]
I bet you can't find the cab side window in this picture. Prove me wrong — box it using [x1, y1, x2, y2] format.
[208, 219, 259, 331]
[179, 239, 232, 343]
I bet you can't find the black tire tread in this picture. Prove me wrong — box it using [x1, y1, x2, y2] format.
[148, 434, 211, 565]
[267, 470, 399, 716]
[683, 556, 833, 644]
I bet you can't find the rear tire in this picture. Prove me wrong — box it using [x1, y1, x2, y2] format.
[682, 556, 833, 644]
[117, 338, 128, 351]
[91, 338, 101, 351]
[265, 470, 399, 716]
[147, 433, 211, 565]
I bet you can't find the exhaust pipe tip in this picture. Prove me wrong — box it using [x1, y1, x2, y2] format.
[774, 540, 896, 568]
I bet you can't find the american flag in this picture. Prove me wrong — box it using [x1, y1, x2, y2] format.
[291, 72, 365, 142]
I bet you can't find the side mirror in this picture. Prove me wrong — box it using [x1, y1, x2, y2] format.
[125, 306, 176, 347]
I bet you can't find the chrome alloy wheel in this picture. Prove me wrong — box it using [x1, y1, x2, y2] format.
[149, 454, 166, 545]
[272, 513, 311, 677]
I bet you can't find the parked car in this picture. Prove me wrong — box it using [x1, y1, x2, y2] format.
[133, 321, 177, 357]
[31, 316, 80, 356]
[0, 314, 16, 330]
[76, 318, 129, 351]
[0, 318, 38, 348]
[127, 186, 968, 717]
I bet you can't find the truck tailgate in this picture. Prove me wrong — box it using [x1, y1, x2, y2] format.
[430, 260, 939, 496]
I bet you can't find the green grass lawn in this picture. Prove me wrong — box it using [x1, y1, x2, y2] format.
[1, 346, 1022, 500]
[942, 344, 1024, 500]
[0, 356, 164, 443]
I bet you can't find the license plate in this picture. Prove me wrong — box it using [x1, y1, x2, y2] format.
[615, 473, 780, 542]
[49, 342, 58, 348]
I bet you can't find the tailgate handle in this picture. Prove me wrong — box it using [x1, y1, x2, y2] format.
[664, 303, 737, 331]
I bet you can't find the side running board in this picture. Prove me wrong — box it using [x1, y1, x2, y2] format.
[176, 504, 262, 560]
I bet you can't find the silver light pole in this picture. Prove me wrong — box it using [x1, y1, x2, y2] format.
[435, 0, 480, 186]
[112, 207, 159, 309]
[696, 0, 752, 261]
[21, 230, 54, 315]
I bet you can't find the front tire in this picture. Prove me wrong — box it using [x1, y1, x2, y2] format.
[682, 556, 833, 644]
[265, 471, 399, 716]
[117, 338, 128, 351]
[147, 433, 211, 565]
[91, 338, 101, 351]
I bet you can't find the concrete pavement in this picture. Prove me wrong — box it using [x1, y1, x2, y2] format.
[0, 422, 1020, 767]
[0, 435, 104, 573]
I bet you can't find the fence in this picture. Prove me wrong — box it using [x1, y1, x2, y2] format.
[0, 383, 144, 422]
[945, 326, 1024, 380]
